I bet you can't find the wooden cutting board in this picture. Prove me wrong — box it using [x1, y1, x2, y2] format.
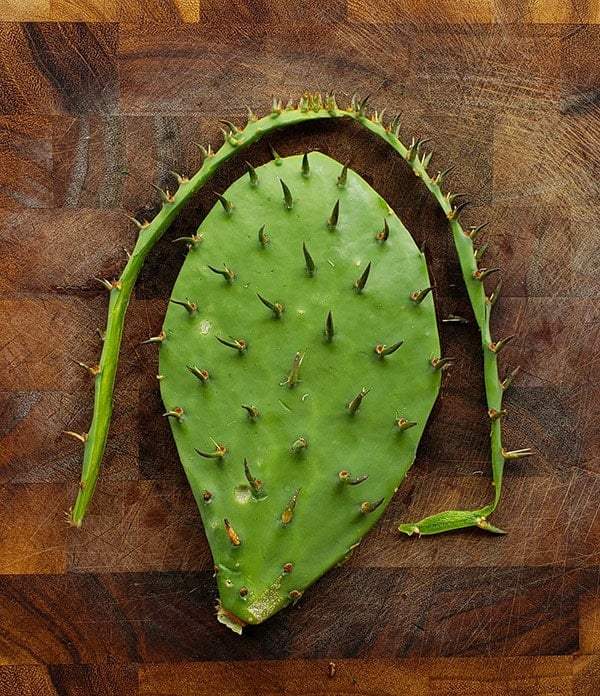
[0, 2, 598, 694]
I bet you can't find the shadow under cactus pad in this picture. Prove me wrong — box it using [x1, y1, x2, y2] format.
[158, 152, 441, 632]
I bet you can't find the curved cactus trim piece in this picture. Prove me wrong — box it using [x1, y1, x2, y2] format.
[68, 93, 526, 542]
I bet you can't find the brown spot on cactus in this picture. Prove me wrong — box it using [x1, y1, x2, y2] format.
[224, 518, 241, 546]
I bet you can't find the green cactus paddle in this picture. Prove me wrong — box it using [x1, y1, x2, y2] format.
[158, 152, 441, 631]
[67, 93, 530, 631]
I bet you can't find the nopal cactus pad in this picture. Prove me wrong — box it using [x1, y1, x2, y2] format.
[158, 152, 441, 632]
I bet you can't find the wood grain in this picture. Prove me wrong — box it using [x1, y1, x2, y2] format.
[0, 4, 598, 694]
[5, 1, 600, 25]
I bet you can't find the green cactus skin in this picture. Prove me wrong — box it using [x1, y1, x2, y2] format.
[69, 94, 529, 615]
[157, 152, 441, 631]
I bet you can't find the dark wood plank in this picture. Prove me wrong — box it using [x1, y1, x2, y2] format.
[138, 657, 576, 695]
